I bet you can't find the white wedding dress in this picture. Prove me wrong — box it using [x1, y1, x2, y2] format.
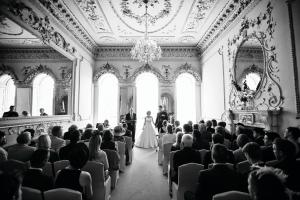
[135, 116, 158, 148]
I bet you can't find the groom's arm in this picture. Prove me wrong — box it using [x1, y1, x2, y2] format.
[155, 113, 159, 127]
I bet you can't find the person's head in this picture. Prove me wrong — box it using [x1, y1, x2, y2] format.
[284, 127, 300, 143]
[193, 124, 199, 131]
[198, 124, 207, 134]
[199, 120, 205, 124]
[68, 124, 78, 133]
[130, 107, 134, 113]
[0, 131, 7, 146]
[0, 170, 22, 200]
[215, 126, 226, 136]
[162, 120, 168, 127]
[183, 124, 193, 133]
[273, 138, 296, 161]
[69, 130, 80, 144]
[248, 167, 288, 200]
[37, 134, 51, 149]
[175, 127, 182, 133]
[187, 121, 193, 127]
[122, 123, 128, 130]
[212, 133, 224, 145]
[103, 119, 109, 126]
[89, 132, 102, 160]
[174, 120, 180, 127]
[96, 123, 104, 131]
[146, 111, 151, 116]
[211, 144, 228, 163]
[235, 123, 245, 135]
[9, 105, 15, 112]
[237, 134, 250, 148]
[16, 132, 31, 145]
[22, 111, 28, 117]
[217, 121, 227, 128]
[103, 130, 113, 142]
[159, 105, 163, 111]
[40, 108, 45, 114]
[242, 142, 262, 164]
[181, 134, 193, 148]
[85, 123, 93, 129]
[68, 143, 89, 169]
[23, 128, 35, 139]
[264, 131, 280, 146]
[30, 149, 50, 168]
[253, 127, 265, 138]
[211, 119, 217, 127]
[175, 132, 184, 145]
[113, 125, 124, 137]
[52, 126, 62, 138]
[167, 124, 173, 134]
[206, 120, 212, 128]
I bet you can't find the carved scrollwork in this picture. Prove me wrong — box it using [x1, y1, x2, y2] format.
[129, 63, 165, 82]
[228, 2, 283, 111]
[0, 64, 18, 81]
[173, 62, 201, 81]
[94, 62, 123, 82]
[23, 64, 57, 84]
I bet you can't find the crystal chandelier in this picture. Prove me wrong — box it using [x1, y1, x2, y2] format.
[130, 0, 162, 63]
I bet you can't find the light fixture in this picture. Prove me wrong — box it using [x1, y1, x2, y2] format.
[130, 0, 162, 63]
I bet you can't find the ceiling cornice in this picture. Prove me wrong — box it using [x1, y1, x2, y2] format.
[0, 48, 69, 60]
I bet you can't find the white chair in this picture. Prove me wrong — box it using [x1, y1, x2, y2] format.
[103, 149, 120, 189]
[44, 188, 82, 200]
[163, 143, 174, 175]
[53, 160, 69, 175]
[213, 191, 251, 200]
[236, 160, 251, 174]
[22, 186, 43, 200]
[43, 162, 54, 178]
[168, 150, 178, 197]
[116, 141, 126, 172]
[124, 136, 133, 164]
[172, 163, 204, 200]
[157, 134, 164, 165]
[82, 161, 111, 200]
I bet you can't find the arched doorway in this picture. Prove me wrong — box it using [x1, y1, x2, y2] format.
[135, 72, 159, 135]
[0, 74, 16, 116]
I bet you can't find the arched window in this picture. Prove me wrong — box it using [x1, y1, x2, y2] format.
[136, 72, 158, 132]
[32, 73, 55, 116]
[0, 74, 16, 116]
[176, 73, 196, 124]
[98, 73, 119, 126]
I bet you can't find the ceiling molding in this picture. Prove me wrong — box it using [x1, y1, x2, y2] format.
[0, 48, 69, 60]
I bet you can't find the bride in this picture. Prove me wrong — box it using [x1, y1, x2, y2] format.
[135, 111, 158, 148]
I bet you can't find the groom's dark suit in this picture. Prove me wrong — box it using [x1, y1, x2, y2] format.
[125, 112, 136, 143]
[155, 110, 168, 132]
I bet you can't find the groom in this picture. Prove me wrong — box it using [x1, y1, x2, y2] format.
[155, 105, 168, 132]
[125, 107, 136, 143]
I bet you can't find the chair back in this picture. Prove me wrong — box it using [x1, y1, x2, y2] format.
[53, 160, 69, 175]
[213, 191, 251, 200]
[168, 150, 178, 195]
[0, 159, 28, 174]
[178, 163, 204, 190]
[124, 136, 133, 151]
[43, 162, 54, 177]
[22, 186, 43, 200]
[208, 163, 234, 170]
[44, 188, 82, 200]
[199, 149, 208, 164]
[169, 151, 177, 176]
[103, 149, 120, 170]
[116, 141, 125, 156]
[163, 143, 173, 158]
[237, 160, 251, 174]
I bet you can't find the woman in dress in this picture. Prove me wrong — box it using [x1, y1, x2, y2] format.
[135, 111, 158, 148]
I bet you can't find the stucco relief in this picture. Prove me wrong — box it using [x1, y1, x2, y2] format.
[94, 62, 123, 82]
[0, 64, 18, 81]
[23, 64, 57, 84]
[173, 62, 201, 81]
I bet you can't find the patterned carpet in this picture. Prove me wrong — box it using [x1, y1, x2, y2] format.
[110, 147, 170, 200]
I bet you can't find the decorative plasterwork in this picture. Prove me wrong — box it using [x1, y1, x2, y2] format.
[38, 0, 97, 53]
[93, 62, 123, 82]
[23, 64, 57, 84]
[96, 46, 199, 58]
[129, 63, 165, 82]
[58, 66, 72, 89]
[0, 48, 69, 60]
[173, 62, 201, 81]
[7, 1, 76, 54]
[0, 64, 18, 81]
[228, 2, 283, 111]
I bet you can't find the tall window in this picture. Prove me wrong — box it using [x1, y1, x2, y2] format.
[0, 74, 16, 116]
[176, 73, 196, 124]
[32, 73, 54, 116]
[98, 73, 119, 126]
[136, 72, 158, 132]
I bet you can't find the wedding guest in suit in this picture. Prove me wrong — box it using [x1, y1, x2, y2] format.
[155, 105, 168, 132]
[50, 126, 65, 152]
[8, 132, 36, 162]
[243, 142, 265, 170]
[217, 121, 232, 141]
[195, 144, 241, 200]
[162, 124, 176, 145]
[193, 124, 209, 150]
[284, 127, 300, 158]
[172, 134, 201, 183]
[183, 123, 193, 134]
[40, 108, 48, 116]
[2, 105, 18, 117]
[81, 124, 93, 141]
[122, 123, 132, 138]
[215, 126, 231, 149]
[125, 107, 136, 143]
[211, 119, 217, 129]
[0, 131, 7, 162]
[63, 124, 78, 140]
[233, 134, 249, 163]
[171, 132, 184, 151]
[253, 127, 265, 146]
[199, 123, 211, 143]
[23, 149, 53, 191]
[262, 131, 280, 162]
[206, 120, 215, 134]
[89, 131, 109, 171]
[37, 134, 59, 163]
[101, 130, 117, 151]
[59, 130, 80, 160]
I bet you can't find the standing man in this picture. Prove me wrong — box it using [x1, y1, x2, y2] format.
[155, 105, 168, 132]
[125, 107, 136, 144]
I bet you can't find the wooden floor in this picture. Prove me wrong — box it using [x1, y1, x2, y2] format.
[110, 147, 170, 200]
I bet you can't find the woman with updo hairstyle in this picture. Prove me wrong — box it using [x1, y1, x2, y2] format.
[89, 130, 109, 171]
[100, 130, 117, 151]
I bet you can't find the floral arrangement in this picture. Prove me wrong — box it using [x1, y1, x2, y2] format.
[232, 80, 255, 104]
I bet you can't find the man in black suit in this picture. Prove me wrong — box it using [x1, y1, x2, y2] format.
[2, 105, 18, 117]
[195, 144, 241, 200]
[125, 107, 136, 143]
[155, 105, 168, 132]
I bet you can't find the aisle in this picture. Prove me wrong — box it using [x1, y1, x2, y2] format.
[110, 147, 170, 200]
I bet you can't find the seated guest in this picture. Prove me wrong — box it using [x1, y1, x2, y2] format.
[270, 138, 300, 191]
[174, 120, 180, 129]
[50, 126, 65, 152]
[122, 123, 132, 138]
[0, 170, 22, 200]
[206, 120, 215, 134]
[89, 131, 109, 171]
[22, 110, 29, 117]
[215, 126, 231, 148]
[262, 131, 280, 162]
[2, 105, 18, 117]
[81, 124, 93, 141]
[160, 120, 168, 134]
[23, 128, 36, 147]
[195, 144, 241, 200]
[96, 123, 104, 133]
[175, 127, 182, 133]
[103, 119, 110, 129]
[284, 127, 300, 158]
[162, 124, 176, 145]
[248, 167, 290, 200]
[172, 134, 201, 183]
[233, 134, 249, 163]
[211, 119, 217, 129]
[199, 123, 211, 143]
[101, 130, 117, 151]
[59, 130, 80, 160]
[40, 108, 48, 116]
[23, 149, 53, 191]
[63, 124, 78, 140]
[0, 131, 7, 162]
[113, 125, 125, 143]
[37, 134, 59, 163]
[253, 127, 265, 146]
[242, 142, 265, 170]
[193, 125, 210, 150]
[171, 132, 184, 151]
[8, 132, 36, 162]
[217, 121, 232, 141]
[183, 123, 193, 134]
[55, 143, 92, 200]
